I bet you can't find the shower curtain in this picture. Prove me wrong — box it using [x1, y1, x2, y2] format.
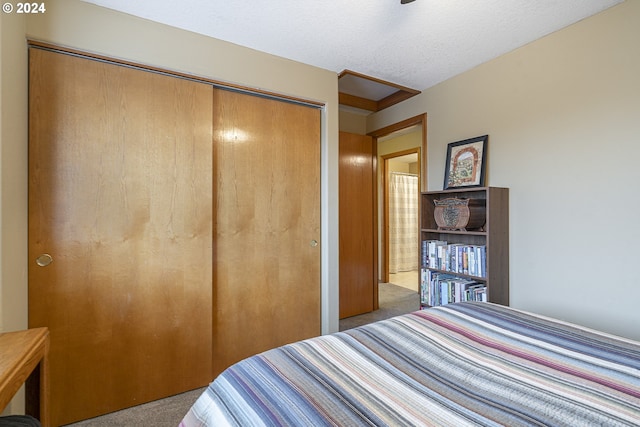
[388, 172, 419, 273]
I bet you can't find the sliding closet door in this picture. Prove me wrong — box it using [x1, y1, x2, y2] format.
[212, 88, 321, 375]
[28, 48, 213, 426]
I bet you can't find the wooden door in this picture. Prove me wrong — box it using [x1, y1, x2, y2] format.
[28, 48, 213, 426]
[212, 89, 321, 375]
[339, 131, 376, 319]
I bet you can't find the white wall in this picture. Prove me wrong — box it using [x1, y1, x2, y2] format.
[369, 1, 640, 340]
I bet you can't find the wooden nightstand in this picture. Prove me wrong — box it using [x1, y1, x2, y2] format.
[0, 328, 49, 427]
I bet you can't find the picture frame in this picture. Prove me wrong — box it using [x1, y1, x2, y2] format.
[443, 135, 488, 189]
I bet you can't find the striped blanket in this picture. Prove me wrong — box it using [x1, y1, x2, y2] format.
[180, 302, 640, 426]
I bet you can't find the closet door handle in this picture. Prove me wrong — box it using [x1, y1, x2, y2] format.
[310, 240, 318, 247]
[36, 253, 53, 267]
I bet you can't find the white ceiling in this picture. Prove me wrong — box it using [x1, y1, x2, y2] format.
[82, 0, 622, 92]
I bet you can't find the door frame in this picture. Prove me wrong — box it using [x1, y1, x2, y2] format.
[368, 114, 427, 303]
[381, 148, 421, 284]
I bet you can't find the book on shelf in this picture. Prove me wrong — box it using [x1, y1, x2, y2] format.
[420, 269, 487, 307]
[421, 239, 486, 278]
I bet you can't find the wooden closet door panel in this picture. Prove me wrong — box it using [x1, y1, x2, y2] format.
[28, 48, 213, 426]
[212, 88, 321, 375]
[338, 131, 375, 318]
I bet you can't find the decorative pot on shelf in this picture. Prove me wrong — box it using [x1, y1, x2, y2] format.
[433, 198, 486, 231]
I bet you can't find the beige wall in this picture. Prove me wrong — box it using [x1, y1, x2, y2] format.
[388, 160, 410, 174]
[369, 1, 640, 340]
[0, 0, 29, 335]
[377, 131, 422, 158]
[1, 0, 340, 412]
[339, 109, 368, 134]
[0, 9, 29, 415]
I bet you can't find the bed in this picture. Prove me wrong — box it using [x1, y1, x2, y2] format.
[180, 302, 640, 426]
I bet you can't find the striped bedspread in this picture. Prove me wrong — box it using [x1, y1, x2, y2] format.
[180, 302, 640, 426]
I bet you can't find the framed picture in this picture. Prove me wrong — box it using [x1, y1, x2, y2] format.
[443, 135, 488, 189]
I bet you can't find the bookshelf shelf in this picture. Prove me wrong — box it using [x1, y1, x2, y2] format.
[421, 228, 487, 236]
[420, 187, 509, 308]
[424, 268, 485, 282]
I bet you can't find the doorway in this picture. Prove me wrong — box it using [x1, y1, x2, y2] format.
[384, 151, 420, 291]
[369, 114, 426, 298]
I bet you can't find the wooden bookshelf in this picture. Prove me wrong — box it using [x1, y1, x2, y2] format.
[420, 187, 509, 307]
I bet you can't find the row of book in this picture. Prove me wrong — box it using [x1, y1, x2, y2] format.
[421, 239, 486, 278]
[420, 269, 487, 307]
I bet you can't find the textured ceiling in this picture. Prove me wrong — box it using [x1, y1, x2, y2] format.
[82, 0, 622, 92]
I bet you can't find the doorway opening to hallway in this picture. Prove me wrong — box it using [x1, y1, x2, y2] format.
[370, 114, 426, 297]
